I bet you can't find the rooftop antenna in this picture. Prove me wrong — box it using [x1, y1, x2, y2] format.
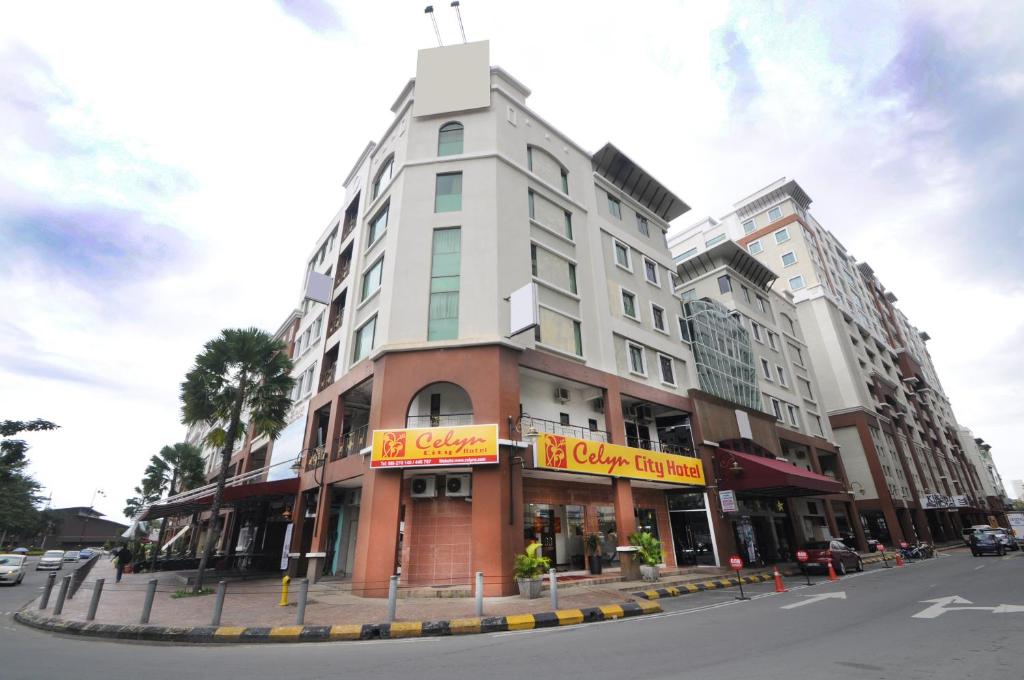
[451, 1, 467, 43]
[424, 6, 444, 46]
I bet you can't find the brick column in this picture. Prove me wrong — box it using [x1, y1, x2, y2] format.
[350, 469, 402, 597]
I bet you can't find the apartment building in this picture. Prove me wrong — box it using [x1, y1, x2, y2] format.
[670, 178, 1006, 545]
[957, 429, 1010, 519]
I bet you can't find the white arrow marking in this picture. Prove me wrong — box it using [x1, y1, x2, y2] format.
[993, 604, 1024, 614]
[780, 591, 847, 609]
[912, 596, 1012, 619]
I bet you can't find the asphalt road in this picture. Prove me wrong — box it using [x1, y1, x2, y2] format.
[2, 548, 1022, 680]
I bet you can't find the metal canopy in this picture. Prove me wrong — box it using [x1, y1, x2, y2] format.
[139, 478, 299, 520]
[676, 240, 778, 292]
[592, 143, 689, 222]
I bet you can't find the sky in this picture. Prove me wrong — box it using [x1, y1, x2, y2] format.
[1, 0, 1022, 523]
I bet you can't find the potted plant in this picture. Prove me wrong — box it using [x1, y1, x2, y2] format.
[585, 533, 604, 575]
[513, 542, 551, 599]
[629, 531, 663, 581]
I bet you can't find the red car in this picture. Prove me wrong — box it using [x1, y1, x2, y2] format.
[800, 540, 864, 575]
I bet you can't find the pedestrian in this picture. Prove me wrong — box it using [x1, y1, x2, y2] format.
[114, 543, 132, 583]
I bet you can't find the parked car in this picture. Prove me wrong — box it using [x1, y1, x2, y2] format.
[989, 529, 1019, 552]
[79, 549, 95, 560]
[963, 524, 993, 546]
[62, 550, 81, 562]
[11, 547, 29, 554]
[36, 550, 65, 570]
[969, 530, 1005, 556]
[800, 540, 864, 575]
[0, 554, 27, 585]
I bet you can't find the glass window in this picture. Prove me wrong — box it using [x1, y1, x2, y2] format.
[781, 251, 797, 267]
[438, 122, 464, 156]
[644, 258, 659, 285]
[751, 322, 763, 342]
[614, 241, 630, 269]
[681, 288, 697, 302]
[435, 172, 462, 212]
[372, 157, 393, 200]
[608, 194, 621, 219]
[741, 285, 752, 303]
[628, 344, 645, 375]
[771, 398, 783, 420]
[353, 316, 376, 362]
[756, 296, 768, 313]
[786, 404, 800, 427]
[530, 244, 538, 276]
[748, 240, 763, 255]
[622, 290, 638, 319]
[705, 233, 726, 247]
[789, 275, 806, 290]
[573, 320, 583, 356]
[652, 305, 666, 331]
[742, 219, 756, 234]
[528, 190, 535, 219]
[676, 247, 698, 261]
[774, 228, 790, 244]
[768, 332, 778, 350]
[361, 257, 383, 301]
[761, 358, 772, 379]
[718, 275, 732, 293]
[428, 228, 461, 340]
[637, 215, 649, 236]
[368, 203, 389, 245]
[561, 168, 569, 194]
[568, 263, 577, 294]
[768, 206, 783, 222]
[563, 211, 573, 239]
[776, 365, 787, 386]
[526, 146, 533, 170]
[659, 355, 675, 385]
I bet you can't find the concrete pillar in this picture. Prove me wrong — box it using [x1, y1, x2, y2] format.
[350, 469, 403, 597]
[471, 450, 519, 596]
[612, 478, 640, 580]
[848, 501, 869, 552]
[822, 499, 840, 540]
[306, 482, 332, 583]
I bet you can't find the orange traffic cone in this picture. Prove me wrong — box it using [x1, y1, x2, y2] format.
[827, 560, 839, 581]
[773, 566, 788, 592]
[895, 552, 905, 567]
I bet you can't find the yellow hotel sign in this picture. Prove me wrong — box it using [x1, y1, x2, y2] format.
[534, 433, 704, 486]
[371, 424, 499, 468]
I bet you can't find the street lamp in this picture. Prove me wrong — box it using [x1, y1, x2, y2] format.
[295, 445, 329, 575]
[80, 489, 105, 546]
[507, 414, 539, 525]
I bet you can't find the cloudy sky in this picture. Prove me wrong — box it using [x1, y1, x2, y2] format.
[1, 0, 1021, 521]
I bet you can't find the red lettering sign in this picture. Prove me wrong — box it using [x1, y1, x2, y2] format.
[729, 555, 743, 570]
[572, 441, 629, 476]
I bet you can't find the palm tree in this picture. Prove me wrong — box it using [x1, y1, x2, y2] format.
[123, 484, 160, 519]
[181, 328, 294, 591]
[143, 443, 205, 570]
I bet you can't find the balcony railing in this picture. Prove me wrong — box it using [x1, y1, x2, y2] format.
[331, 424, 369, 461]
[318, 364, 336, 392]
[328, 312, 344, 336]
[406, 413, 475, 428]
[626, 438, 695, 457]
[523, 416, 609, 443]
[335, 264, 350, 286]
[304, 445, 327, 472]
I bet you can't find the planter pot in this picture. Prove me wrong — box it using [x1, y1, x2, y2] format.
[517, 577, 543, 599]
[639, 564, 660, 582]
[587, 555, 603, 575]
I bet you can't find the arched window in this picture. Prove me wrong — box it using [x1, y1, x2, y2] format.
[372, 156, 394, 200]
[406, 382, 474, 428]
[438, 122, 464, 156]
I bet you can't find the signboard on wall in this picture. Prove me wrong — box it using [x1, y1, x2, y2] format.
[719, 490, 738, 513]
[921, 493, 954, 509]
[370, 424, 499, 468]
[533, 433, 705, 486]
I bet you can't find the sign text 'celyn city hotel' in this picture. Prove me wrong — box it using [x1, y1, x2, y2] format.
[534, 433, 704, 486]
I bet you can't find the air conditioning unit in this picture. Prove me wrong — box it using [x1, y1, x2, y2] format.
[410, 476, 437, 498]
[554, 387, 571, 403]
[636, 405, 654, 421]
[445, 474, 472, 498]
[591, 398, 605, 413]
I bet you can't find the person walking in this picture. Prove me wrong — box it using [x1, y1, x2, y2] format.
[114, 544, 132, 583]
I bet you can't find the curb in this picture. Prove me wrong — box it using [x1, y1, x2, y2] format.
[14, 600, 661, 644]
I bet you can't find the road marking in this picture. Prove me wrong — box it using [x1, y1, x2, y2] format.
[912, 596, 1024, 619]
[974, 565, 986, 570]
[780, 592, 847, 609]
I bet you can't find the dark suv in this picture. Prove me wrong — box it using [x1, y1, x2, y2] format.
[970, 530, 1005, 557]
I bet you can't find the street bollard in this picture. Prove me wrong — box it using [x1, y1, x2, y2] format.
[211, 581, 227, 626]
[86, 579, 105, 622]
[295, 579, 309, 626]
[278, 575, 291, 607]
[474, 571, 484, 617]
[549, 568, 558, 610]
[52, 574, 72, 616]
[39, 573, 57, 610]
[386, 575, 399, 623]
[140, 579, 158, 624]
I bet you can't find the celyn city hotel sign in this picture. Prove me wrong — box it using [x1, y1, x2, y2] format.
[371, 424, 499, 468]
[534, 433, 704, 486]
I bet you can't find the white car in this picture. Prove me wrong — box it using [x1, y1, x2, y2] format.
[63, 550, 81, 562]
[37, 550, 65, 570]
[0, 554, 27, 585]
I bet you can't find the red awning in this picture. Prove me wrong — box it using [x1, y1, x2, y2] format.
[717, 449, 845, 498]
[139, 478, 300, 520]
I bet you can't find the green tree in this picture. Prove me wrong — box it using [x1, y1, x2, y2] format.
[1, 419, 58, 481]
[0, 419, 57, 546]
[123, 484, 160, 519]
[180, 328, 293, 591]
[143, 443, 205, 569]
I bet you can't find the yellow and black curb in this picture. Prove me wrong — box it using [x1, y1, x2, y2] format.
[14, 600, 661, 644]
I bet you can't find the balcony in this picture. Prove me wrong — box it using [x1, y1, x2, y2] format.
[334, 264, 350, 287]
[318, 363, 336, 392]
[523, 416, 609, 443]
[626, 438, 695, 457]
[304, 445, 327, 472]
[406, 413, 475, 428]
[328, 311, 344, 336]
[331, 424, 369, 461]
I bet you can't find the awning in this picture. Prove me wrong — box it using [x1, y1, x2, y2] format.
[140, 478, 299, 520]
[717, 449, 845, 498]
[160, 525, 190, 553]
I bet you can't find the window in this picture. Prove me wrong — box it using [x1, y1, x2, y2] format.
[636, 215, 649, 236]
[774, 228, 790, 244]
[742, 219, 756, 234]
[659, 354, 675, 385]
[741, 285, 752, 303]
[670, 272, 680, 289]
[435, 172, 462, 212]
[573, 320, 583, 356]
[776, 365, 788, 386]
[563, 211, 573, 239]
[798, 377, 814, 400]
[607, 194, 621, 219]
[789, 275, 806, 290]
[768, 206, 783, 222]
[748, 240, 763, 255]
[705, 233, 726, 247]
[559, 412, 570, 426]
[530, 244, 538, 276]
[677, 316, 690, 342]
[768, 331, 779, 350]
[786, 403, 800, 427]
[781, 251, 797, 267]
[811, 414, 824, 437]
[681, 288, 697, 302]
[560, 168, 569, 194]
[789, 343, 804, 366]
[353, 316, 376, 362]
[361, 257, 383, 301]
[651, 304, 667, 332]
[676, 247, 697, 261]
[311, 313, 323, 339]
[628, 343, 646, 375]
[588, 418, 598, 431]
[368, 203, 389, 245]
[718, 275, 732, 293]
[761, 358, 773, 380]
[528, 190, 535, 219]
[438, 122, 464, 156]
[428, 228, 461, 340]
[643, 258, 659, 285]
[372, 157, 393, 199]
[613, 241, 631, 270]
[568, 263, 577, 294]
[756, 296, 768, 313]
[622, 290, 638, 320]
[770, 398, 783, 421]
[781, 314, 796, 335]
[751, 322, 763, 342]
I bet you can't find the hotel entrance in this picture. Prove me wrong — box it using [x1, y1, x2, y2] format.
[668, 490, 716, 566]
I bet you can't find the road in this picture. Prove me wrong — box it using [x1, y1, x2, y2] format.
[2, 548, 1022, 680]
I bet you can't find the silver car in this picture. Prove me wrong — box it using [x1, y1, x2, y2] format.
[36, 550, 65, 570]
[0, 554, 27, 585]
